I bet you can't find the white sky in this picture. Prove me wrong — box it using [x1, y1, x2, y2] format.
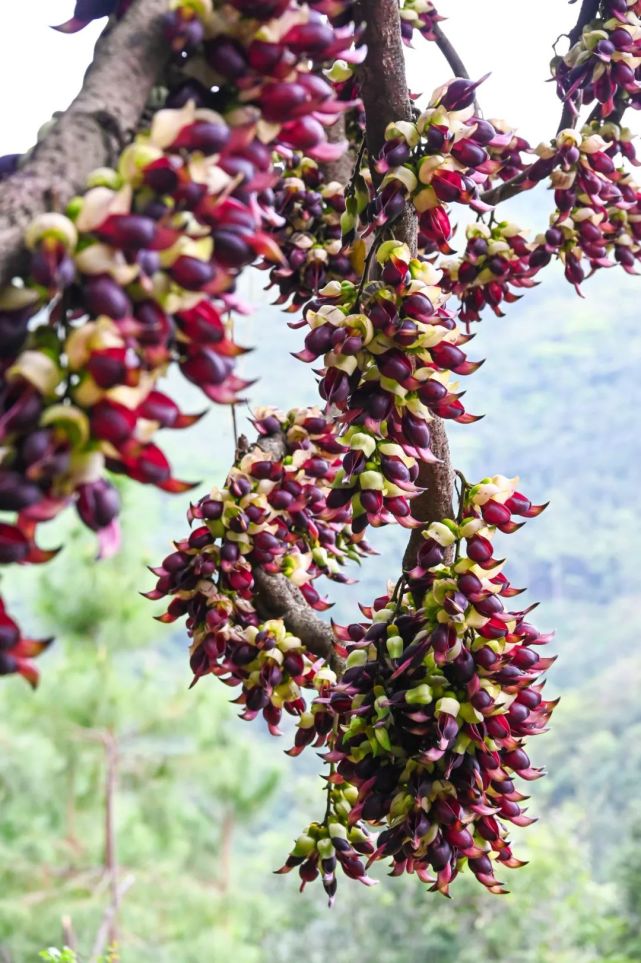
[1, 0, 575, 157]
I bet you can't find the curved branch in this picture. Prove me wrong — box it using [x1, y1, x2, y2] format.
[253, 569, 339, 669]
[432, 23, 480, 115]
[432, 23, 471, 81]
[481, 167, 531, 207]
[0, 0, 170, 289]
[568, 0, 600, 46]
[432, 18, 485, 121]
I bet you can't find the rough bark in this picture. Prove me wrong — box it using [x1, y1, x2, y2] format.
[359, 0, 454, 568]
[253, 569, 339, 668]
[322, 114, 355, 186]
[0, 0, 170, 289]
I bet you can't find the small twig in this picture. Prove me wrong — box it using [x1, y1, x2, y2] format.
[355, 208, 404, 308]
[480, 167, 532, 208]
[454, 469, 469, 525]
[345, 137, 367, 199]
[88, 874, 135, 963]
[432, 24, 471, 81]
[61, 916, 77, 953]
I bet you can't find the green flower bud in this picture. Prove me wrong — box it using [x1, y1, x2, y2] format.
[405, 683, 433, 705]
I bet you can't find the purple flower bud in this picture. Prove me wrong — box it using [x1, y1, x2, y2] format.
[474, 594, 504, 617]
[402, 292, 434, 322]
[401, 411, 430, 450]
[174, 121, 230, 155]
[472, 689, 493, 711]
[90, 400, 136, 444]
[440, 75, 488, 111]
[481, 500, 512, 526]
[417, 538, 445, 568]
[508, 701, 530, 724]
[97, 214, 157, 251]
[360, 489, 383, 514]
[609, 27, 634, 50]
[204, 37, 249, 79]
[379, 349, 413, 383]
[84, 275, 131, 319]
[76, 480, 120, 531]
[518, 688, 542, 709]
[466, 535, 493, 563]
[260, 82, 308, 122]
[502, 748, 530, 771]
[380, 456, 410, 484]
[304, 324, 334, 357]
[170, 256, 216, 290]
[431, 341, 466, 370]
[417, 380, 448, 406]
[284, 21, 335, 55]
[458, 572, 483, 596]
[0, 472, 42, 511]
[451, 140, 488, 168]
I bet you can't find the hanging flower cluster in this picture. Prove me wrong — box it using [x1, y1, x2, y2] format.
[261, 155, 357, 311]
[528, 127, 641, 287]
[276, 784, 377, 901]
[281, 474, 554, 898]
[551, 1, 641, 120]
[164, 0, 362, 163]
[0, 96, 288, 567]
[2, 0, 572, 906]
[295, 240, 480, 533]
[146, 406, 372, 729]
[0, 0, 363, 676]
[349, 78, 497, 243]
[441, 221, 537, 325]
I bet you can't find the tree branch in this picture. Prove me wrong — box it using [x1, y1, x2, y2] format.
[568, 0, 600, 46]
[248, 432, 341, 670]
[433, 23, 470, 82]
[0, 0, 170, 290]
[359, 0, 454, 568]
[253, 568, 339, 668]
[481, 167, 531, 207]
[432, 23, 480, 118]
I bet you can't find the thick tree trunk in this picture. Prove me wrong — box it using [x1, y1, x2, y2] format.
[359, 0, 455, 568]
[0, 0, 170, 289]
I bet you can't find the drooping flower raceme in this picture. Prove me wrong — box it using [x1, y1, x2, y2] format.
[146, 406, 369, 731]
[281, 475, 554, 899]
